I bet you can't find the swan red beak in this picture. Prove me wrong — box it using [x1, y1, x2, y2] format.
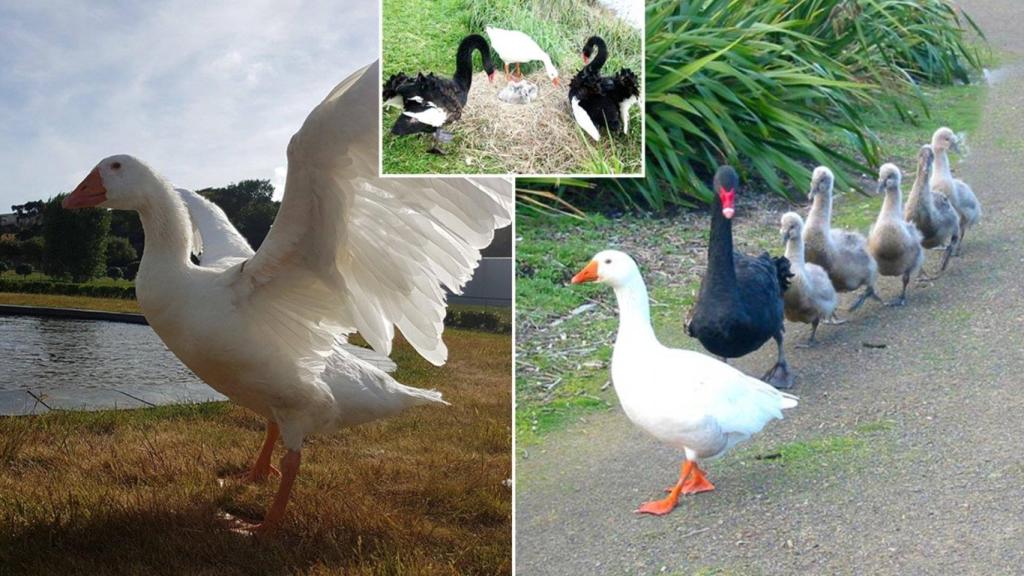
[583, 54, 590, 65]
[719, 187, 735, 220]
[64, 168, 107, 209]
[571, 260, 599, 284]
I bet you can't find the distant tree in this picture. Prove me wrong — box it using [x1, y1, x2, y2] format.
[109, 211, 144, 258]
[196, 179, 280, 249]
[0, 234, 19, 261]
[10, 200, 44, 239]
[105, 236, 138, 268]
[107, 266, 123, 280]
[42, 194, 110, 282]
[18, 236, 44, 266]
[124, 260, 140, 281]
[15, 263, 32, 276]
[0, 261, 8, 273]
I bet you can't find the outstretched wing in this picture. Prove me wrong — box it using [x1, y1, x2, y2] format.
[177, 188, 254, 269]
[233, 60, 513, 366]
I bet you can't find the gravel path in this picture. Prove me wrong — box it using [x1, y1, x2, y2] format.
[514, 1, 1024, 573]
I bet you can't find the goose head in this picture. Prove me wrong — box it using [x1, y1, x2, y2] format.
[808, 166, 834, 202]
[570, 249, 641, 289]
[780, 212, 804, 244]
[713, 165, 739, 220]
[931, 127, 962, 154]
[542, 57, 561, 87]
[63, 155, 160, 211]
[876, 163, 901, 195]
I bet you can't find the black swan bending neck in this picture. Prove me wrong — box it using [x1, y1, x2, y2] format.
[454, 34, 492, 90]
[583, 36, 609, 74]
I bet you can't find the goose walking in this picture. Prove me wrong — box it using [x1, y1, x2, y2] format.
[572, 250, 797, 516]
[63, 61, 513, 534]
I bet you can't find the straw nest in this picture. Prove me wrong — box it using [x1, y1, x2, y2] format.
[450, 71, 642, 175]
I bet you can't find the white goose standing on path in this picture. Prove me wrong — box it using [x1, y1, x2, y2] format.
[62, 60, 513, 534]
[571, 250, 797, 516]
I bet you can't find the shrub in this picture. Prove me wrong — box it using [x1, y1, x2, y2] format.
[107, 267, 123, 280]
[0, 277, 135, 299]
[14, 263, 33, 276]
[124, 261, 140, 281]
[105, 236, 137, 268]
[0, 261, 8, 273]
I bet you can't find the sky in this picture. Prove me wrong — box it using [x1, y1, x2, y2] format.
[0, 0, 378, 209]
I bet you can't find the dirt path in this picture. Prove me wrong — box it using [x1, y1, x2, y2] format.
[514, 1, 1024, 573]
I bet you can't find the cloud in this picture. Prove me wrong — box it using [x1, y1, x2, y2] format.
[0, 0, 379, 209]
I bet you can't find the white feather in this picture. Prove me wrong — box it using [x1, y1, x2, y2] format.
[571, 96, 600, 141]
[619, 95, 638, 135]
[402, 104, 448, 128]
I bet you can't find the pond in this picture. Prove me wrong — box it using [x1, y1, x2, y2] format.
[0, 315, 225, 414]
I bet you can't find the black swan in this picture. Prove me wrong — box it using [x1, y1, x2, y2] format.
[686, 166, 795, 389]
[382, 34, 495, 153]
[567, 35, 640, 141]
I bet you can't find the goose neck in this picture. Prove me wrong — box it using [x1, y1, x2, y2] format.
[611, 276, 658, 349]
[136, 183, 194, 276]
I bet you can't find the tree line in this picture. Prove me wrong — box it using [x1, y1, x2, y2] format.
[0, 179, 279, 282]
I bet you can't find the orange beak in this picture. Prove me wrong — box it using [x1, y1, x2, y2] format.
[571, 260, 599, 284]
[552, 77, 561, 87]
[64, 168, 107, 209]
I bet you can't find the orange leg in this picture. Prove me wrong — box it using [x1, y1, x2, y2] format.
[504, 62, 511, 82]
[515, 63, 522, 79]
[639, 460, 715, 516]
[250, 449, 301, 535]
[247, 421, 281, 482]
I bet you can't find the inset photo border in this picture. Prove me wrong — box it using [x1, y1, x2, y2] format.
[379, 0, 644, 178]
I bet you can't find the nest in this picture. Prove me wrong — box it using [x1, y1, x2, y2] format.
[453, 71, 641, 175]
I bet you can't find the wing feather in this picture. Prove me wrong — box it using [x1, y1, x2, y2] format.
[233, 60, 512, 366]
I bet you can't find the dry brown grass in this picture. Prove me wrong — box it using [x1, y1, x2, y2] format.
[456, 71, 642, 175]
[0, 329, 511, 575]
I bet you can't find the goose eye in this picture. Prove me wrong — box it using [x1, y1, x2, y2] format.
[604, 258, 612, 265]
[111, 162, 122, 170]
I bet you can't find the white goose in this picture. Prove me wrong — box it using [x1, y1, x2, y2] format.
[571, 250, 797, 516]
[62, 60, 513, 534]
[485, 26, 560, 86]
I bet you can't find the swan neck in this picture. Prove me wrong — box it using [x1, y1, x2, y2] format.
[587, 38, 608, 73]
[933, 147, 953, 179]
[785, 236, 805, 267]
[880, 185, 902, 219]
[612, 276, 657, 348]
[706, 198, 737, 289]
[454, 34, 491, 89]
[808, 191, 832, 230]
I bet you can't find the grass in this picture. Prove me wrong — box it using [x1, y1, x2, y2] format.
[0, 291, 142, 313]
[0, 293, 509, 331]
[0, 329, 511, 575]
[514, 79, 987, 446]
[381, 0, 642, 175]
[0, 270, 134, 288]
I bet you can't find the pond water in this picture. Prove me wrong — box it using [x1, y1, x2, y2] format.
[0, 315, 224, 413]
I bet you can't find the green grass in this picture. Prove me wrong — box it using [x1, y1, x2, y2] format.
[381, 0, 642, 175]
[0, 329, 511, 575]
[0, 270, 133, 288]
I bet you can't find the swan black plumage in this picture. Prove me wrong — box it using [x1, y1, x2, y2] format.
[383, 34, 496, 153]
[567, 36, 640, 141]
[686, 166, 795, 389]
